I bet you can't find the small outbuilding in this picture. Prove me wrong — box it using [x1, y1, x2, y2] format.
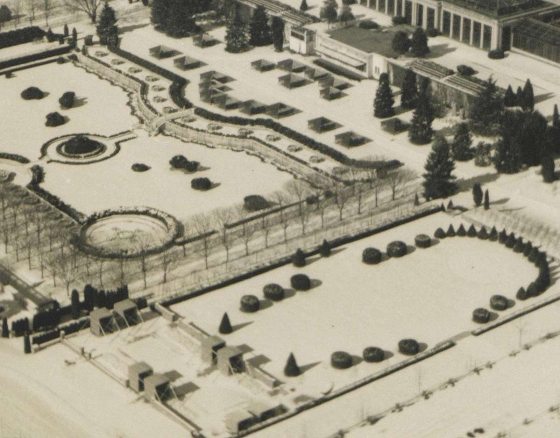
[128, 362, 153, 392]
[225, 410, 256, 434]
[114, 299, 141, 327]
[201, 335, 226, 365]
[90, 308, 117, 336]
[217, 346, 245, 375]
[144, 373, 172, 402]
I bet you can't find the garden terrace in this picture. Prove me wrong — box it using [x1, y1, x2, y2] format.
[308, 117, 342, 133]
[335, 131, 370, 147]
[173, 56, 205, 71]
[251, 59, 276, 72]
[320, 87, 346, 101]
[278, 73, 311, 89]
[149, 45, 180, 60]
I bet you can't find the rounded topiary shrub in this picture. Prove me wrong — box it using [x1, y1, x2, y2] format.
[527, 282, 538, 298]
[292, 249, 306, 267]
[319, 239, 332, 257]
[60, 135, 103, 156]
[45, 112, 66, 127]
[457, 64, 475, 76]
[331, 351, 353, 369]
[132, 163, 150, 172]
[490, 295, 508, 311]
[523, 242, 533, 257]
[362, 247, 382, 265]
[243, 195, 270, 212]
[415, 234, 431, 249]
[290, 274, 311, 291]
[446, 224, 456, 237]
[498, 229, 508, 244]
[457, 224, 467, 236]
[398, 339, 420, 355]
[191, 177, 212, 191]
[21, 86, 45, 100]
[488, 49, 505, 59]
[467, 224, 477, 237]
[59, 91, 75, 109]
[513, 238, 524, 253]
[263, 283, 284, 302]
[477, 226, 489, 240]
[505, 233, 517, 248]
[363, 346, 385, 363]
[387, 241, 407, 258]
[472, 308, 491, 324]
[516, 287, 529, 301]
[240, 295, 260, 313]
[434, 227, 446, 239]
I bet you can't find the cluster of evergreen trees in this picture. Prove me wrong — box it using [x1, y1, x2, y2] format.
[96, 2, 119, 46]
[151, 0, 205, 37]
[504, 80, 535, 111]
[319, 0, 355, 23]
[391, 28, 429, 57]
[79, 284, 130, 314]
[225, 5, 278, 52]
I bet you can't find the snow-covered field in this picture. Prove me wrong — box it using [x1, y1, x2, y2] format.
[172, 212, 538, 387]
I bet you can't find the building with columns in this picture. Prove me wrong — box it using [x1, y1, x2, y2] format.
[357, 0, 560, 50]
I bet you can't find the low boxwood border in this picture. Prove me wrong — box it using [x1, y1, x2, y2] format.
[0, 152, 30, 164]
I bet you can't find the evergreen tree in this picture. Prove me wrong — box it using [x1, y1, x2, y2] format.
[225, 5, 250, 53]
[219, 312, 233, 334]
[320, 0, 338, 23]
[72, 27, 78, 46]
[63, 23, 69, 37]
[410, 27, 429, 57]
[542, 155, 555, 183]
[165, 0, 199, 37]
[484, 189, 490, 210]
[550, 104, 560, 154]
[1, 318, 8, 338]
[553, 104, 560, 129]
[338, 4, 354, 22]
[300, 0, 308, 10]
[408, 79, 434, 144]
[373, 73, 394, 118]
[414, 193, 419, 206]
[493, 111, 522, 174]
[151, 0, 169, 30]
[521, 79, 534, 112]
[400, 68, 417, 109]
[71, 289, 80, 320]
[24, 332, 31, 354]
[470, 77, 504, 135]
[83, 284, 95, 311]
[422, 135, 457, 200]
[472, 182, 483, 207]
[516, 86, 524, 107]
[96, 2, 118, 46]
[249, 6, 271, 46]
[391, 31, 410, 55]
[319, 239, 331, 257]
[451, 122, 473, 161]
[284, 352, 301, 377]
[504, 85, 516, 107]
[271, 16, 284, 52]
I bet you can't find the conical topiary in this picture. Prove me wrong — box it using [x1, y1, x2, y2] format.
[284, 352, 301, 377]
[498, 229, 508, 244]
[1, 318, 8, 338]
[513, 238, 524, 253]
[319, 240, 331, 257]
[528, 247, 540, 263]
[414, 193, 420, 206]
[457, 224, 467, 236]
[467, 224, 477, 237]
[292, 248, 306, 267]
[447, 199, 454, 210]
[527, 282, 538, 298]
[516, 287, 528, 300]
[523, 241, 533, 257]
[489, 226, 498, 241]
[477, 226, 488, 240]
[24, 332, 31, 354]
[219, 312, 233, 334]
[434, 227, 446, 239]
[446, 224, 456, 237]
[505, 233, 517, 248]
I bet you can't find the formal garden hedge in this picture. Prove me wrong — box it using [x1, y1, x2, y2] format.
[0, 44, 71, 70]
[0, 153, 30, 164]
[0, 26, 44, 49]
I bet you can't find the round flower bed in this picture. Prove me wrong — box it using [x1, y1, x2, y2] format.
[266, 134, 281, 142]
[131, 163, 150, 172]
[57, 135, 106, 158]
[95, 51, 108, 57]
[238, 128, 253, 137]
[287, 144, 303, 153]
[363, 347, 385, 363]
[111, 58, 125, 65]
[163, 106, 178, 114]
[398, 339, 420, 355]
[362, 247, 382, 264]
[290, 274, 311, 291]
[263, 283, 284, 301]
[153, 96, 167, 103]
[472, 308, 491, 324]
[387, 241, 407, 258]
[240, 295, 260, 313]
[490, 294, 508, 311]
[208, 123, 222, 131]
[414, 234, 431, 248]
[331, 351, 353, 369]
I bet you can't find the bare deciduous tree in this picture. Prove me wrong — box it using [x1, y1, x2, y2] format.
[63, 0, 99, 22]
[161, 250, 178, 284]
[26, 0, 37, 24]
[383, 168, 417, 201]
[42, 0, 53, 26]
[211, 207, 234, 265]
[191, 213, 213, 269]
[331, 183, 352, 221]
[285, 180, 310, 235]
[272, 191, 291, 243]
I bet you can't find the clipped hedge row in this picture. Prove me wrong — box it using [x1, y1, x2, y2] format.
[0, 26, 44, 49]
[32, 328, 60, 345]
[0, 44, 71, 70]
[0, 152, 30, 164]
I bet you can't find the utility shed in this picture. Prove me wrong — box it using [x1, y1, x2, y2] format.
[247, 401, 284, 422]
[90, 308, 116, 336]
[217, 346, 245, 375]
[144, 373, 172, 402]
[225, 410, 256, 434]
[114, 299, 140, 327]
[200, 335, 226, 365]
[128, 362, 153, 392]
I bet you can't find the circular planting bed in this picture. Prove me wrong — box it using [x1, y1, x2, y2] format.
[76, 208, 181, 258]
[41, 133, 120, 165]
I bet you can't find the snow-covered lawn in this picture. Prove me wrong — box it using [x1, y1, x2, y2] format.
[40, 130, 295, 220]
[172, 212, 538, 389]
[0, 62, 136, 161]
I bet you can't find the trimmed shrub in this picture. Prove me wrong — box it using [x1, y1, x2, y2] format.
[331, 351, 353, 369]
[489, 226, 498, 241]
[415, 234, 431, 248]
[60, 135, 102, 155]
[472, 307, 491, 323]
[59, 91, 75, 109]
[434, 227, 446, 239]
[467, 224, 477, 237]
[392, 16, 407, 25]
[516, 287, 529, 300]
[0, 26, 45, 49]
[45, 112, 66, 127]
[21, 86, 45, 100]
[446, 224, 456, 237]
[290, 274, 311, 291]
[240, 295, 260, 313]
[488, 49, 505, 59]
[319, 239, 332, 257]
[292, 249, 306, 267]
[523, 242, 533, 257]
[498, 229, 508, 244]
[284, 353, 301, 377]
[398, 338, 420, 355]
[191, 177, 212, 191]
[219, 312, 233, 334]
[132, 163, 150, 172]
[243, 195, 270, 212]
[505, 233, 517, 248]
[363, 346, 385, 363]
[457, 65, 475, 76]
[477, 226, 489, 240]
[387, 241, 407, 258]
[528, 247, 540, 263]
[513, 238, 525, 253]
[170, 155, 199, 172]
[362, 247, 382, 264]
[490, 295, 508, 311]
[263, 283, 285, 301]
[527, 282, 538, 298]
[457, 224, 467, 236]
[358, 20, 379, 29]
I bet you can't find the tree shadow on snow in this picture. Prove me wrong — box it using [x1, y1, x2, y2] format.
[456, 173, 499, 192]
[258, 298, 273, 310]
[119, 23, 150, 35]
[283, 288, 296, 299]
[231, 321, 253, 332]
[425, 43, 457, 59]
[299, 361, 321, 375]
[351, 355, 363, 366]
[71, 97, 88, 108]
[309, 279, 322, 289]
[417, 342, 428, 354]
